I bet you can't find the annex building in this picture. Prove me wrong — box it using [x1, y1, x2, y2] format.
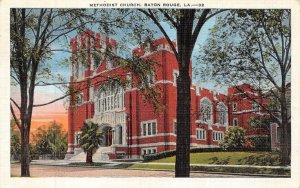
[65, 31, 274, 160]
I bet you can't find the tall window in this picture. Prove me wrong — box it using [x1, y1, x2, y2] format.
[217, 103, 227, 126]
[116, 125, 123, 145]
[97, 86, 125, 113]
[92, 50, 102, 70]
[76, 48, 87, 79]
[76, 93, 83, 105]
[74, 131, 81, 145]
[106, 57, 112, 70]
[200, 99, 212, 123]
[232, 102, 237, 111]
[196, 129, 206, 140]
[233, 118, 238, 126]
[142, 72, 155, 87]
[173, 121, 177, 135]
[213, 131, 224, 141]
[173, 70, 179, 86]
[141, 120, 157, 136]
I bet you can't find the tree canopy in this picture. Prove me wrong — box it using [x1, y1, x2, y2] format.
[197, 9, 291, 165]
[79, 121, 103, 163]
[31, 121, 67, 156]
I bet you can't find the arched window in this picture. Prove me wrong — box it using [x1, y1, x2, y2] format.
[173, 70, 179, 86]
[116, 125, 123, 145]
[97, 86, 125, 113]
[217, 102, 227, 126]
[76, 93, 83, 105]
[200, 99, 212, 123]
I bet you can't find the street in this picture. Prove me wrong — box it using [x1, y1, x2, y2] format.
[11, 164, 253, 178]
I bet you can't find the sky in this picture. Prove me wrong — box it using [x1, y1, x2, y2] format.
[11, 9, 221, 133]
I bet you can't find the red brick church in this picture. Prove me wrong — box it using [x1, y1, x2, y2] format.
[65, 31, 274, 160]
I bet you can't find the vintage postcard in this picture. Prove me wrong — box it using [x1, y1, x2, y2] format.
[1, 0, 300, 188]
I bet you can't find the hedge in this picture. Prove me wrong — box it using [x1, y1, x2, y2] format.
[143, 147, 223, 162]
[248, 135, 271, 151]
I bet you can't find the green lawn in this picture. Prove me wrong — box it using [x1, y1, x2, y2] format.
[149, 152, 281, 166]
[129, 152, 289, 176]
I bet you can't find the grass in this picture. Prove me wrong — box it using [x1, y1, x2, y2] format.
[150, 152, 281, 166]
[129, 151, 289, 176]
[129, 164, 174, 170]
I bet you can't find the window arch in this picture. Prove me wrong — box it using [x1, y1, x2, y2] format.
[116, 125, 123, 145]
[200, 98, 213, 123]
[217, 102, 228, 126]
[96, 85, 125, 113]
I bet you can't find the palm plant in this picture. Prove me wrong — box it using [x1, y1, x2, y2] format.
[79, 121, 103, 163]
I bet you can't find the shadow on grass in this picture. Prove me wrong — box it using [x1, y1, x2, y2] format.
[236, 153, 281, 166]
[208, 156, 231, 165]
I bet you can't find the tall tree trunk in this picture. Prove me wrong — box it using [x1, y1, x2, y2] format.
[175, 10, 194, 177]
[20, 126, 30, 177]
[280, 88, 290, 166]
[86, 150, 93, 163]
[175, 70, 191, 177]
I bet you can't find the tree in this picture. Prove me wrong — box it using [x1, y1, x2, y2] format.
[10, 8, 93, 176]
[79, 121, 102, 164]
[198, 10, 291, 165]
[10, 8, 161, 176]
[31, 121, 67, 158]
[220, 126, 246, 151]
[136, 9, 227, 177]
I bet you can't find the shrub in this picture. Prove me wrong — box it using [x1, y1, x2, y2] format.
[220, 126, 246, 151]
[143, 147, 223, 162]
[143, 150, 176, 162]
[248, 135, 271, 151]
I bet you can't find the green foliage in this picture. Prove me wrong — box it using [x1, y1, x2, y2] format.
[143, 150, 176, 162]
[31, 121, 67, 155]
[10, 120, 21, 158]
[220, 126, 246, 151]
[79, 121, 102, 154]
[248, 115, 271, 131]
[147, 151, 281, 166]
[197, 9, 291, 101]
[143, 148, 222, 162]
[249, 136, 271, 151]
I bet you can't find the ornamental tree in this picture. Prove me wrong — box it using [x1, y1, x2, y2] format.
[220, 126, 246, 151]
[79, 121, 103, 164]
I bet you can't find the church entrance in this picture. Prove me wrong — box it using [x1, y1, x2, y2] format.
[105, 127, 112, 146]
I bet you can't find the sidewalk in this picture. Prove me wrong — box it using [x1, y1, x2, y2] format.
[29, 159, 143, 166]
[29, 159, 290, 170]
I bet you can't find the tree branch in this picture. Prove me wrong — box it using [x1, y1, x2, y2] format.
[191, 9, 211, 49]
[204, 9, 229, 22]
[138, 9, 179, 60]
[33, 72, 128, 107]
[10, 103, 21, 130]
[257, 38, 280, 90]
[158, 9, 178, 29]
[10, 98, 21, 110]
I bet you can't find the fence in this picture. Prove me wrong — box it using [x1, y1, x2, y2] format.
[11, 152, 66, 161]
